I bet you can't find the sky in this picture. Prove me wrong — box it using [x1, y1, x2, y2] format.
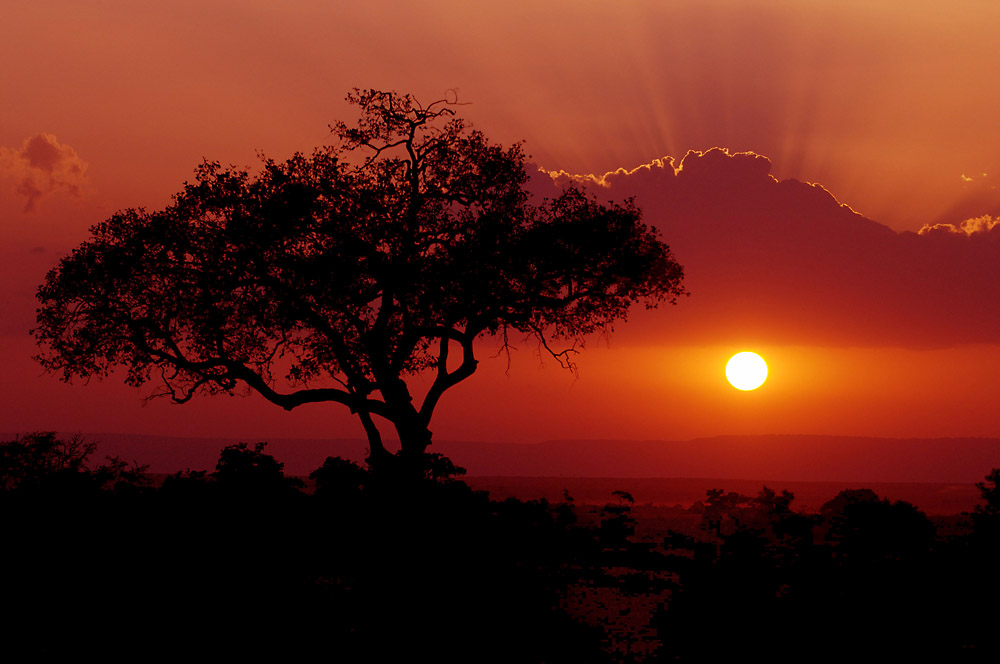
[4, 1, 1000, 449]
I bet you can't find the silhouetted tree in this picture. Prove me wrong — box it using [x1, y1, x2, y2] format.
[960, 468, 1000, 656]
[0, 431, 93, 492]
[212, 441, 304, 495]
[599, 490, 637, 549]
[820, 488, 935, 563]
[418, 451, 467, 482]
[0, 431, 148, 495]
[310, 455, 368, 502]
[744, 485, 815, 546]
[699, 487, 752, 537]
[33, 89, 685, 476]
[971, 468, 1000, 544]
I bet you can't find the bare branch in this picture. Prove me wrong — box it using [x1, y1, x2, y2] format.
[530, 325, 581, 374]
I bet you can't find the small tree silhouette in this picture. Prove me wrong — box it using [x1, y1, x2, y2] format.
[970, 468, 1000, 550]
[212, 441, 304, 496]
[973, 468, 1000, 519]
[310, 455, 368, 501]
[600, 490, 637, 549]
[33, 88, 685, 476]
[0, 432, 94, 491]
[0, 431, 148, 494]
[820, 488, 935, 563]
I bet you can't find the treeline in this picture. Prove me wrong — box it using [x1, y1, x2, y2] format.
[644, 482, 1000, 662]
[2, 433, 604, 662]
[3, 432, 1000, 662]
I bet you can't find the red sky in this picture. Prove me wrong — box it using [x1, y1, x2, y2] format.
[4, 1, 1000, 449]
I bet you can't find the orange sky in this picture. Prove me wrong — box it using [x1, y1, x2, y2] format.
[4, 1, 1000, 447]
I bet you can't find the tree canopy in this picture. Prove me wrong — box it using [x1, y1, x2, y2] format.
[34, 89, 685, 472]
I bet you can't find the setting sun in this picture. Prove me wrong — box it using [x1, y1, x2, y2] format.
[726, 351, 768, 390]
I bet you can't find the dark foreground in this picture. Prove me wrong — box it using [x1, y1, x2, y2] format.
[4, 433, 1000, 662]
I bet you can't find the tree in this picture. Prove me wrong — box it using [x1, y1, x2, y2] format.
[0, 432, 94, 492]
[970, 468, 1000, 548]
[973, 468, 1000, 517]
[34, 89, 685, 475]
[820, 489, 935, 562]
[212, 441, 305, 497]
[0, 431, 148, 494]
[599, 490, 636, 549]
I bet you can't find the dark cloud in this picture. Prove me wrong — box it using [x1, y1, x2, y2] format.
[533, 148, 1000, 348]
[0, 133, 88, 212]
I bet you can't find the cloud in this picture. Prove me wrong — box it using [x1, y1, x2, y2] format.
[541, 157, 679, 189]
[0, 134, 88, 212]
[531, 148, 1000, 348]
[918, 215, 1000, 239]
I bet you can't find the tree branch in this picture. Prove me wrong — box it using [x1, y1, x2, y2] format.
[530, 324, 580, 373]
[135, 334, 390, 417]
[419, 330, 477, 423]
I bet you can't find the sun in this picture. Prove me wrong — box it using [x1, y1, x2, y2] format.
[726, 351, 768, 390]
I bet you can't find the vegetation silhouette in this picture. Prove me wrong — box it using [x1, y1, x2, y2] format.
[970, 467, 1000, 547]
[2, 432, 608, 661]
[5, 432, 1000, 661]
[0, 430, 148, 495]
[33, 88, 685, 476]
[653, 485, 1000, 663]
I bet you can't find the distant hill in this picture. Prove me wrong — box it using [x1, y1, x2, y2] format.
[5, 432, 999, 484]
[435, 435, 1000, 484]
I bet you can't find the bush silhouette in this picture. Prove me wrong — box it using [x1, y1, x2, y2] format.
[2, 435, 610, 661]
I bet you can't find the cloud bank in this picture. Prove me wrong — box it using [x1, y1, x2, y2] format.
[0, 134, 88, 212]
[533, 148, 1000, 348]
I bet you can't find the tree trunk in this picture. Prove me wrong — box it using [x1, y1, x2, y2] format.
[357, 408, 432, 485]
[394, 416, 433, 477]
[368, 377, 434, 481]
[357, 408, 394, 471]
